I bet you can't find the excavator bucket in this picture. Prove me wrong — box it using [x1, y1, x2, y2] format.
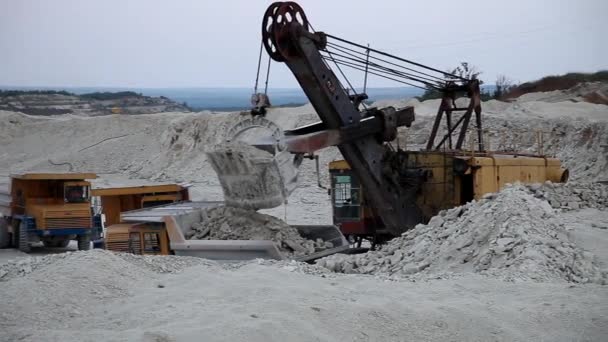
[206, 142, 300, 210]
[207, 115, 302, 210]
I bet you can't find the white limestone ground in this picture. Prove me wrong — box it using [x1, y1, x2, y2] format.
[0, 250, 607, 342]
[0, 88, 607, 341]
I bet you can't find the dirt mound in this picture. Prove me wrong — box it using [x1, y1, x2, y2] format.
[0, 249, 217, 338]
[0, 249, 211, 283]
[317, 186, 606, 283]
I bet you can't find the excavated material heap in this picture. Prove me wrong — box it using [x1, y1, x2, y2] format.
[525, 181, 608, 210]
[184, 206, 333, 257]
[317, 185, 606, 284]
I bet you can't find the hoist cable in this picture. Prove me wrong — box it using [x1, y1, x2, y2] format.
[321, 56, 432, 91]
[263, 54, 271, 95]
[363, 44, 370, 93]
[320, 51, 443, 90]
[308, 22, 432, 97]
[320, 54, 434, 90]
[323, 47, 438, 85]
[321, 48, 444, 87]
[326, 41, 449, 84]
[253, 41, 264, 93]
[324, 48, 368, 109]
[325, 34, 468, 81]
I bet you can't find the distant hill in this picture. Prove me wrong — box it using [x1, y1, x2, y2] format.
[0, 90, 190, 116]
[505, 71, 608, 103]
[0, 86, 423, 112]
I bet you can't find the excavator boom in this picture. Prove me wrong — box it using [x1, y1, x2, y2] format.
[210, 2, 482, 236]
[260, 2, 426, 235]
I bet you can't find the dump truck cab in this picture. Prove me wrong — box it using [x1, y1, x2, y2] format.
[0, 173, 101, 252]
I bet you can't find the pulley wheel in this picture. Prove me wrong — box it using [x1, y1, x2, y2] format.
[262, 2, 285, 62]
[272, 2, 309, 61]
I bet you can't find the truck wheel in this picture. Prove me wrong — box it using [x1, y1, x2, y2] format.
[10, 220, 20, 248]
[77, 234, 91, 251]
[0, 217, 9, 249]
[18, 221, 30, 253]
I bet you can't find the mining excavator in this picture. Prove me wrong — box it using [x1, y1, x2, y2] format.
[207, 1, 568, 246]
[97, 2, 568, 260]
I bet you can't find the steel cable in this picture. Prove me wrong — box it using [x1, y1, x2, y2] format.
[326, 41, 450, 84]
[320, 56, 432, 91]
[326, 34, 467, 81]
[321, 49, 444, 88]
[320, 52, 443, 90]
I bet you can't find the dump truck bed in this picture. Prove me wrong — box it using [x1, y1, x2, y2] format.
[119, 201, 348, 262]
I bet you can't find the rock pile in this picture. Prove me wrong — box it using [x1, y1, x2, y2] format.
[0, 249, 211, 282]
[317, 186, 605, 284]
[525, 181, 608, 210]
[185, 206, 333, 257]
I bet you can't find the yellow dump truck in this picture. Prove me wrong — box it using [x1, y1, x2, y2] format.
[103, 201, 349, 261]
[90, 182, 190, 248]
[0, 173, 102, 252]
[329, 152, 569, 244]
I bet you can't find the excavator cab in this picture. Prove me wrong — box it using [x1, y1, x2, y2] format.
[330, 162, 361, 222]
[329, 161, 389, 246]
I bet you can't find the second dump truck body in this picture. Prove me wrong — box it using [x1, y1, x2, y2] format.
[104, 201, 349, 262]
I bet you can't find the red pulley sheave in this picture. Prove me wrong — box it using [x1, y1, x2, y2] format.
[262, 2, 309, 62]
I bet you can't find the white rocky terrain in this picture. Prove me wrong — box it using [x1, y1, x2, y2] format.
[0, 86, 607, 341]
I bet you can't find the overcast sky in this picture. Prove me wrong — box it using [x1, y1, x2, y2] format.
[1, 0, 606, 88]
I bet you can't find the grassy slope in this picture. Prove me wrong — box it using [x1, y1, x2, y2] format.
[505, 71, 608, 99]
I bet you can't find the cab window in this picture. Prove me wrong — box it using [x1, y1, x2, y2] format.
[331, 174, 361, 220]
[65, 185, 90, 203]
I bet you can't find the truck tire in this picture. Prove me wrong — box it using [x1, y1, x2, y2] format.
[77, 234, 91, 251]
[10, 219, 20, 248]
[0, 217, 9, 249]
[18, 221, 30, 253]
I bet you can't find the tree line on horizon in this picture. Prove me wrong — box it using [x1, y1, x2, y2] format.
[418, 64, 608, 101]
